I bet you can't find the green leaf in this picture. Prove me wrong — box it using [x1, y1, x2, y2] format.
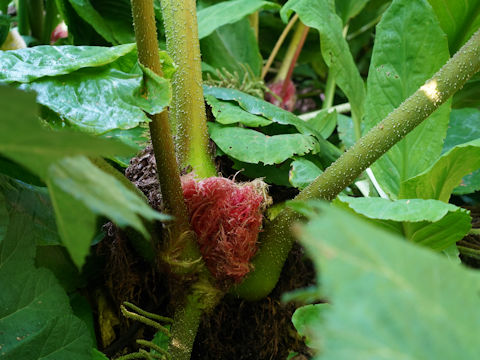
[67, 0, 133, 44]
[291, 304, 328, 348]
[0, 204, 92, 359]
[427, 0, 480, 54]
[335, 0, 370, 24]
[336, 195, 471, 250]
[204, 86, 315, 134]
[0, 192, 7, 243]
[442, 108, 480, 194]
[47, 156, 169, 267]
[231, 158, 292, 187]
[400, 139, 480, 202]
[281, 0, 366, 132]
[305, 110, 337, 139]
[289, 157, 323, 190]
[297, 201, 480, 359]
[0, 14, 10, 46]
[21, 64, 170, 133]
[197, 0, 280, 39]
[0, 175, 61, 246]
[0, 44, 135, 83]
[363, 0, 450, 198]
[204, 86, 342, 162]
[206, 95, 271, 127]
[452, 74, 480, 108]
[208, 122, 319, 165]
[336, 114, 355, 149]
[201, 18, 263, 78]
[92, 349, 110, 360]
[0, 86, 134, 179]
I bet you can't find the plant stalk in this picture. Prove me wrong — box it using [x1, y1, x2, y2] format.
[27, 0, 44, 40]
[160, 0, 216, 178]
[17, 0, 29, 35]
[234, 28, 480, 301]
[42, 0, 58, 44]
[274, 21, 307, 83]
[130, 0, 198, 260]
[249, 11, 259, 40]
[261, 14, 298, 80]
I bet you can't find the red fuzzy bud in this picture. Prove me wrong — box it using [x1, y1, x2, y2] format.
[181, 175, 269, 283]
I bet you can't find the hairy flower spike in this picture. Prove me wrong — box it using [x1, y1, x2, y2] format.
[181, 175, 270, 283]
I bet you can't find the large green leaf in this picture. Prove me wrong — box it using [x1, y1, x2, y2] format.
[197, 0, 280, 39]
[48, 156, 169, 267]
[295, 201, 480, 359]
[364, 0, 450, 198]
[281, 0, 366, 131]
[0, 176, 60, 246]
[201, 18, 263, 78]
[442, 108, 480, 194]
[0, 204, 92, 359]
[0, 44, 135, 83]
[427, 0, 480, 54]
[0, 86, 133, 179]
[452, 74, 480, 108]
[336, 195, 471, 251]
[22, 65, 170, 133]
[208, 122, 319, 165]
[400, 139, 480, 202]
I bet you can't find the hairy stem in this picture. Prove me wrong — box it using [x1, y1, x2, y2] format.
[160, 0, 216, 178]
[130, 0, 198, 260]
[234, 28, 480, 301]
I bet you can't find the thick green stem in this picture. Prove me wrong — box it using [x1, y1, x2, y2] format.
[234, 28, 480, 301]
[130, 0, 198, 261]
[42, 0, 58, 44]
[27, 0, 44, 40]
[249, 11, 259, 40]
[160, 0, 216, 178]
[17, 0, 29, 35]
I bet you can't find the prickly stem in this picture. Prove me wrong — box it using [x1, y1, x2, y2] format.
[234, 28, 480, 301]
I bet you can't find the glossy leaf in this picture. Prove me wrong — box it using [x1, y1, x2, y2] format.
[21, 64, 171, 134]
[208, 122, 319, 165]
[296, 201, 480, 359]
[336, 114, 355, 149]
[0, 44, 135, 83]
[427, 0, 480, 53]
[206, 95, 271, 127]
[400, 139, 480, 202]
[0, 86, 134, 179]
[364, 0, 450, 198]
[0, 204, 92, 359]
[281, 0, 366, 131]
[197, 0, 280, 39]
[336, 195, 471, 250]
[442, 108, 480, 194]
[289, 157, 323, 190]
[231, 159, 292, 187]
[201, 18, 262, 77]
